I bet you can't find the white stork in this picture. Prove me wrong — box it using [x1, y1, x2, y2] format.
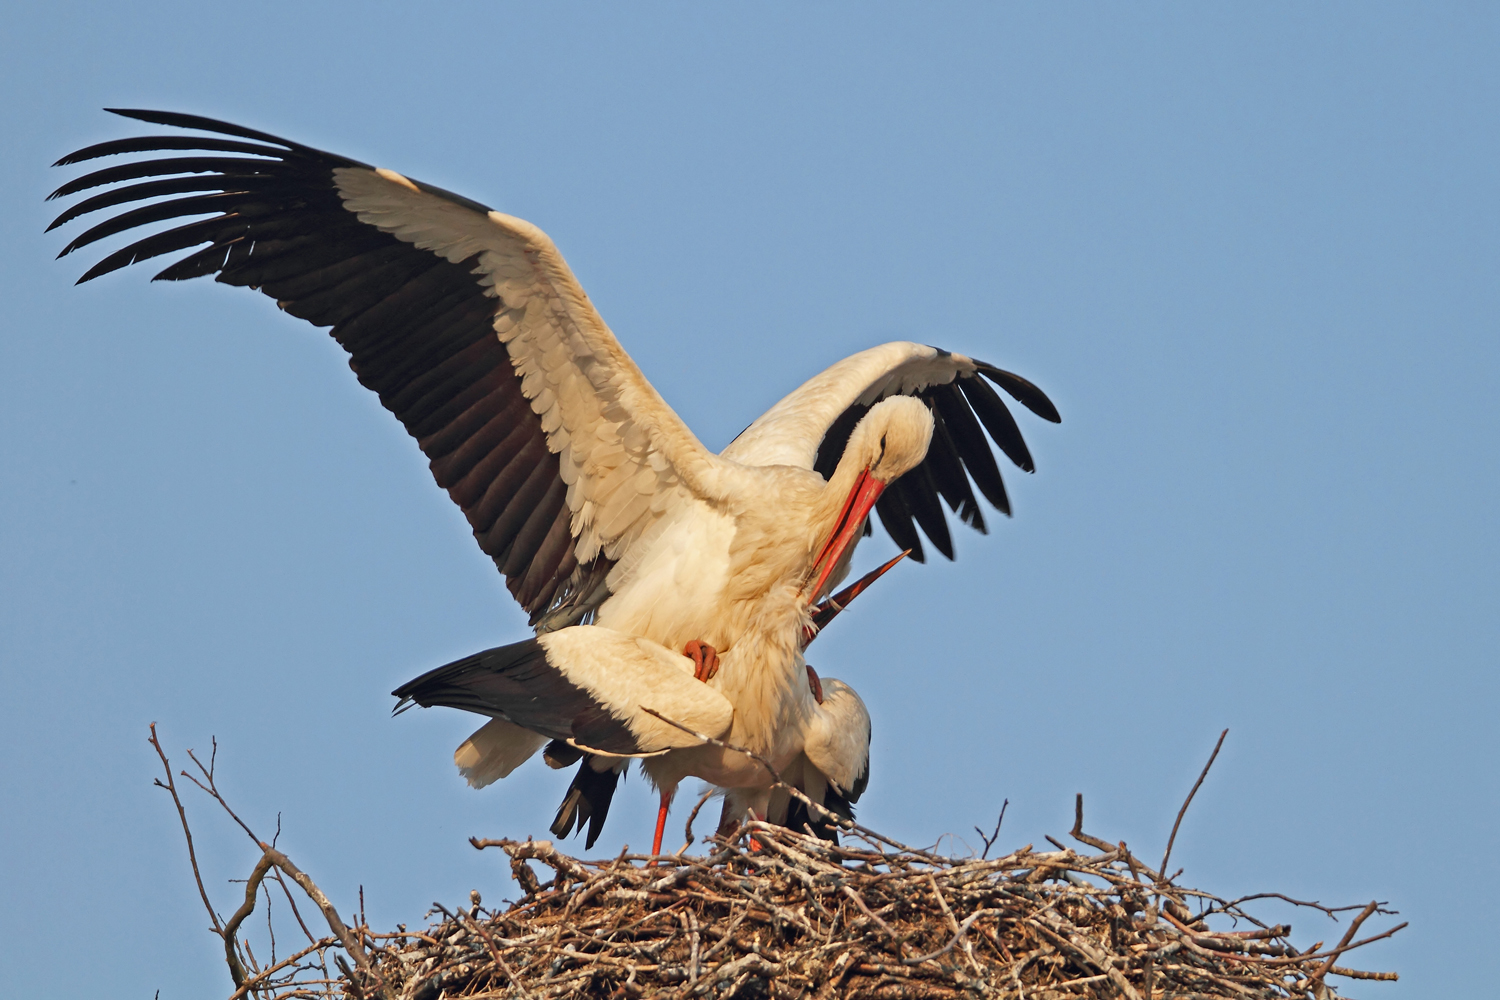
[49, 110, 1060, 851]
[397, 553, 896, 853]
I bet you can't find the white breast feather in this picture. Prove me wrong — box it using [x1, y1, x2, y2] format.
[801, 678, 870, 792]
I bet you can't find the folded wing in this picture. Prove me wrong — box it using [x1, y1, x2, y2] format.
[392, 625, 734, 756]
[722, 342, 1061, 562]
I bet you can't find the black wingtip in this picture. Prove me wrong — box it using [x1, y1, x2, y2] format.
[958, 374, 1036, 474]
[978, 364, 1062, 424]
[74, 254, 127, 283]
[103, 108, 302, 150]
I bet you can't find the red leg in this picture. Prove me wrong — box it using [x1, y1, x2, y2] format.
[684, 640, 720, 682]
[650, 790, 671, 862]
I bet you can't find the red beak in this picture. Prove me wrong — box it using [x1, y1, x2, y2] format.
[807, 468, 886, 602]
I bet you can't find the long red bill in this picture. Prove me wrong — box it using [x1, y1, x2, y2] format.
[803, 549, 910, 647]
[806, 469, 886, 603]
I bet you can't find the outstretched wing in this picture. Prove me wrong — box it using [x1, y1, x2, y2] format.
[721, 342, 1060, 562]
[49, 109, 717, 628]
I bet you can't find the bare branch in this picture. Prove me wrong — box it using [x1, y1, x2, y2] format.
[181, 744, 262, 847]
[975, 799, 1008, 860]
[1310, 902, 1386, 984]
[1160, 728, 1228, 877]
[222, 853, 275, 987]
[678, 788, 715, 856]
[143, 725, 1405, 1000]
[147, 724, 224, 936]
[258, 845, 389, 1000]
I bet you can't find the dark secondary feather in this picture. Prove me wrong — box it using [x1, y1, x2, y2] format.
[391, 640, 647, 756]
[812, 368, 1060, 563]
[48, 109, 609, 625]
[393, 642, 634, 848]
[540, 740, 622, 849]
[784, 756, 867, 844]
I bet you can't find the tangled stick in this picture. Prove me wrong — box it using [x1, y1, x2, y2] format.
[148, 724, 1402, 1000]
[149, 726, 389, 1000]
[372, 814, 1400, 999]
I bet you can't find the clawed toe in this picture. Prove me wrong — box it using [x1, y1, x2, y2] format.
[684, 639, 720, 682]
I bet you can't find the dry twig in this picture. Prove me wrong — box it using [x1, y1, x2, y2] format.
[151, 727, 390, 1000]
[148, 724, 224, 936]
[1161, 728, 1229, 878]
[975, 800, 1008, 861]
[391, 816, 1400, 1000]
[150, 726, 1402, 1000]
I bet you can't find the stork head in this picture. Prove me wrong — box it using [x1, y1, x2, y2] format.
[847, 395, 935, 486]
[807, 396, 934, 601]
[803, 676, 871, 797]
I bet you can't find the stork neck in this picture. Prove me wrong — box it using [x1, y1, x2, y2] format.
[820, 437, 879, 527]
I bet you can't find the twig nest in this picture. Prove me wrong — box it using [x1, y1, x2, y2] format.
[353, 822, 1399, 999]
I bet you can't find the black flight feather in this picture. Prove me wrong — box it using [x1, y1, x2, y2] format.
[48, 109, 610, 626]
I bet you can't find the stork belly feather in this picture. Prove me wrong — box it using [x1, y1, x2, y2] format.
[596, 501, 736, 647]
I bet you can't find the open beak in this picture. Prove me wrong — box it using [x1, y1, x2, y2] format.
[806, 468, 886, 603]
[803, 549, 910, 648]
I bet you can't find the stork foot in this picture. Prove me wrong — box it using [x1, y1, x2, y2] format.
[684, 640, 719, 682]
[806, 663, 824, 704]
[747, 809, 765, 851]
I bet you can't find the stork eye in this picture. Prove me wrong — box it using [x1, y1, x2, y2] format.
[878, 434, 887, 461]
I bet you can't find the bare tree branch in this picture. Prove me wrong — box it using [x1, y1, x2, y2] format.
[1161, 728, 1228, 877]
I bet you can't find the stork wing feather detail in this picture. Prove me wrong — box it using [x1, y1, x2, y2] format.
[49, 109, 714, 627]
[722, 342, 1061, 561]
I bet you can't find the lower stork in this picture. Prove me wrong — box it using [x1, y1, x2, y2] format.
[395, 634, 873, 854]
[49, 110, 1060, 846]
[719, 667, 872, 843]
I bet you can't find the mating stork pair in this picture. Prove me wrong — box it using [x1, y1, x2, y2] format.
[49, 110, 1060, 854]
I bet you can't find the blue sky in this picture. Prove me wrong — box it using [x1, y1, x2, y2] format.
[2, 4, 1495, 996]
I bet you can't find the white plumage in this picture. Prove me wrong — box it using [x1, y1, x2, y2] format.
[51, 110, 1060, 851]
[718, 673, 871, 839]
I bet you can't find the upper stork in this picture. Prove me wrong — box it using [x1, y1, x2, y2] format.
[49, 110, 1061, 846]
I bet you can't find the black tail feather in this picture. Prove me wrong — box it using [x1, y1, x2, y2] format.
[785, 784, 857, 844]
[543, 739, 584, 769]
[549, 755, 620, 850]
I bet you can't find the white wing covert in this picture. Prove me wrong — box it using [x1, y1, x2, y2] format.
[49, 109, 715, 627]
[331, 168, 712, 579]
